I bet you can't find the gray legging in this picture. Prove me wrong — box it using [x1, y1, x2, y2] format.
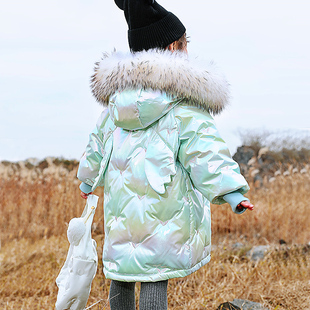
[109, 279, 168, 310]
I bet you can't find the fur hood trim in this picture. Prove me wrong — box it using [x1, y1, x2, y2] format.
[91, 50, 230, 114]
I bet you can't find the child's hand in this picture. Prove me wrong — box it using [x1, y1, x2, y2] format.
[237, 200, 254, 211]
[80, 191, 93, 199]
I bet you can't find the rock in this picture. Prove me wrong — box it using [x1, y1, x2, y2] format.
[231, 299, 269, 310]
[246, 245, 270, 261]
[217, 299, 269, 310]
[233, 146, 255, 166]
[217, 302, 241, 310]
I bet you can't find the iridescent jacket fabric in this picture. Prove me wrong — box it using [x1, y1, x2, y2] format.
[77, 50, 250, 282]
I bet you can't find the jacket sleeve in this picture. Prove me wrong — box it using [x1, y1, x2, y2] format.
[223, 191, 249, 214]
[175, 106, 250, 206]
[77, 108, 113, 192]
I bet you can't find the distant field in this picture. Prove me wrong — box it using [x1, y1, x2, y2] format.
[1, 166, 310, 309]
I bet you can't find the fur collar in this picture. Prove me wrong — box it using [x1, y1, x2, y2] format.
[91, 50, 230, 114]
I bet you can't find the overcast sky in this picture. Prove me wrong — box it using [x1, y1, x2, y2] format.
[1, 0, 309, 161]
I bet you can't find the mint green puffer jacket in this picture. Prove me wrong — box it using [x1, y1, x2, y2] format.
[77, 50, 250, 282]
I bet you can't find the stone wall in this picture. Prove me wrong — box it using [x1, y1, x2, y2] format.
[1, 146, 309, 185]
[233, 146, 310, 187]
[0, 157, 79, 182]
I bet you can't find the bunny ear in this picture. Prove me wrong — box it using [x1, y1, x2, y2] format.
[114, 0, 124, 10]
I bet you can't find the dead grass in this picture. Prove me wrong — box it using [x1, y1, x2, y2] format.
[0, 169, 310, 309]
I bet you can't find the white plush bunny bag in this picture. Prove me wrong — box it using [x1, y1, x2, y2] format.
[56, 195, 99, 310]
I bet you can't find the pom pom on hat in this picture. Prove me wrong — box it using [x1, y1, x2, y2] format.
[67, 218, 86, 246]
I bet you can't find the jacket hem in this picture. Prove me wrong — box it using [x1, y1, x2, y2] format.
[103, 254, 211, 282]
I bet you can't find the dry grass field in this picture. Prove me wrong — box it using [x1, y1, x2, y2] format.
[0, 165, 310, 309]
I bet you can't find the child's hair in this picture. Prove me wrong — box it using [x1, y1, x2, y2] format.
[165, 33, 189, 52]
[173, 33, 189, 51]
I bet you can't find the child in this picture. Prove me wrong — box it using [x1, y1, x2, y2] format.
[77, 1, 254, 309]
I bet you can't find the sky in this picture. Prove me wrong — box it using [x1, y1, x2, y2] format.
[1, 0, 310, 161]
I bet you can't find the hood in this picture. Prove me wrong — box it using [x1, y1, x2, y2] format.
[91, 49, 230, 115]
[108, 89, 181, 130]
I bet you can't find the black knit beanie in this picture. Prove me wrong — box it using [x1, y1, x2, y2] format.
[114, 0, 186, 52]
